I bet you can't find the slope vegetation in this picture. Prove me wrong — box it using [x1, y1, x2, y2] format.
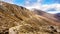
[0, 1, 60, 34]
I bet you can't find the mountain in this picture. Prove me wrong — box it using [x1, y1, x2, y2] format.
[54, 13, 60, 21]
[0, 1, 60, 34]
[33, 9, 60, 22]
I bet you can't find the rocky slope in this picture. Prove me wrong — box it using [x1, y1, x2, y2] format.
[0, 1, 60, 34]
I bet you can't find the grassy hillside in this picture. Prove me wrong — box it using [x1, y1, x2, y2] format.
[0, 1, 60, 34]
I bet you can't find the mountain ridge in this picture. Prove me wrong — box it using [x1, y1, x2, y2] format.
[0, 1, 60, 34]
[33, 9, 60, 22]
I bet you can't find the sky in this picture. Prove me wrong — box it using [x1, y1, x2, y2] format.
[0, 0, 60, 14]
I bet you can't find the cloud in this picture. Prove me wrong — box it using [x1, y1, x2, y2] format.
[37, 0, 42, 3]
[24, 0, 42, 9]
[42, 4, 60, 11]
[0, 0, 14, 4]
[41, 4, 60, 14]
[48, 11, 60, 14]
[24, 0, 60, 14]
[24, 0, 30, 6]
[0, 0, 4, 1]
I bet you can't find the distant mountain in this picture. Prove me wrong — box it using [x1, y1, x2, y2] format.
[33, 9, 60, 22]
[0, 1, 60, 34]
[54, 13, 60, 20]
